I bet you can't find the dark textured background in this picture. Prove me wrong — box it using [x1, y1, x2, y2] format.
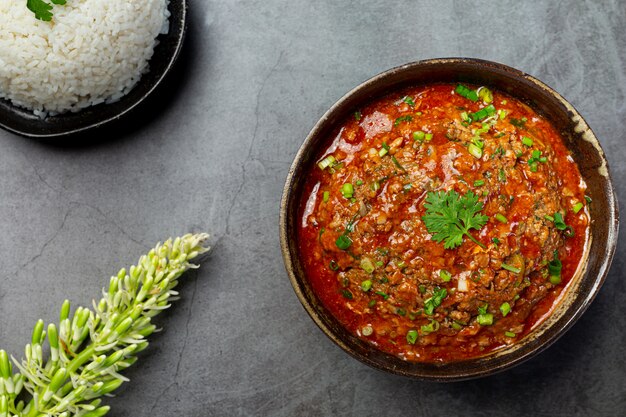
[0, 0, 624, 415]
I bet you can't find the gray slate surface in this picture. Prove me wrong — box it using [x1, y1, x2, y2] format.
[0, 0, 625, 415]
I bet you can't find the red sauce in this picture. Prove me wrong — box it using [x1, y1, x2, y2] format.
[297, 84, 589, 362]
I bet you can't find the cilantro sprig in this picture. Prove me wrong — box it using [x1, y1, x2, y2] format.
[422, 190, 488, 249]
[27, 0, 66, 22]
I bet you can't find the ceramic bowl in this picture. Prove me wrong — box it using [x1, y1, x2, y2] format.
[0, 0, 187, 138]
[279, 58, 619, 381]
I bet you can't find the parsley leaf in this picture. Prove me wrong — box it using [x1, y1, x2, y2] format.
[422, 190, 488, 249]
[27, 0, 66, 21]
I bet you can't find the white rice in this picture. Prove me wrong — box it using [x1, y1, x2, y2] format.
[0, 0, 170, 117]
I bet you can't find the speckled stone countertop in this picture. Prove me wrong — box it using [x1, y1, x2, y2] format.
[0, 0, 624, 416]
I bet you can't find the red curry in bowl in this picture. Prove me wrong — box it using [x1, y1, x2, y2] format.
[297, 83, 590, 362]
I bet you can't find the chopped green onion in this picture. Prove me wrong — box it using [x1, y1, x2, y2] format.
[318, 227, 325, 245]
[474, 179, 485, 187]
[548, 251, 562, 284]
[360, 258, 375, 274]
[329, 260, 339, 271]
[469, 104, 496, 122]
[424, 133, 433, 141]
[420, 319, 440, 334]
[501, 263, 521, 274]
[412, 131, 425, 141]
[477, 87, 493, 104]
[368, 299, 376, 308]
[505, 331, 516, 338]
[498, 168, 507, 183]
[510, 117, 527, 128]
[440, 270, 452, 282]
[528, 150, 546, 171]
[379, 142, 390, 157]
[455, 84, 479, 102]
[549, 274, 561, 285]
[468, 143, 483, 159]
[335, 234, 352, 250]
[477, 313, 493, 326]
[522, 136, 534, 147]
[317, 155, 337, 170]
[354, 111, 362, 121]
[424, 287, 447, 315]
[500, 302, 511, 317]
[375, 291, 389, 300]
[585, 195, 592, 204]
[391, 155, 406, 171]
[341, 183, 354, 199]
[396, 260, 406, 269]
[323, 191, 330, 202]
[403, 96, 415, 107]
[418, 284, 426, 294]
[499, 109, 507, 120]
[492, 237, 500, 245]
[406, 329, 418, 344]
[370, 181, 380, 192]
[361, 279, 372, 291]
[544, 215, 554, 222]
[362, 325, 373, 336]
[573, 202, 584, 214]
[341, 289, 353, 300]
[552, 212, 574, 237]
[474, 138, 486, 153]
[451, 322, 463, 331]
[394, 115, 413, 126]
[396, 308, 406, 316]
[495, 213, 508, 224]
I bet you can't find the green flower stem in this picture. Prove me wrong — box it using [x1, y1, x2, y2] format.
[2, 233, 210, 417]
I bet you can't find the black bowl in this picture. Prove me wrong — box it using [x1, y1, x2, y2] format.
[279, 58, 619, 381]
[0, 0, 187, 138]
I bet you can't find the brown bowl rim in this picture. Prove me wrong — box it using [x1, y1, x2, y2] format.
[279, 57, 619, 381]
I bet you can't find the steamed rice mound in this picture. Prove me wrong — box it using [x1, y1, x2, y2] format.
[0, 0, 169, 116]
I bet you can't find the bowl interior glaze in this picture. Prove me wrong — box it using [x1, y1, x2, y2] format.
[280, 58, 619, 381]
[0, 0, 187, 139]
